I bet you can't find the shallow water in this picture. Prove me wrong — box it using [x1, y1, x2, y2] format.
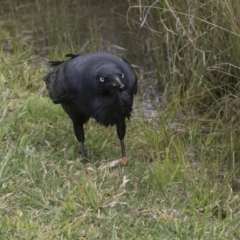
[0, 0, 161, 115]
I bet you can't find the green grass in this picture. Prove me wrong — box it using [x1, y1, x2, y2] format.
[1, 50, 240, 239]
[1, 1, 240, 239]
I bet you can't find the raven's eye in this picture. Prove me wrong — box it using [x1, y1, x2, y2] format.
[99, 77, 105, 82]
[121, 73, 124, 78]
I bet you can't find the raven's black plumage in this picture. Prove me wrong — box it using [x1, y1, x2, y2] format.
[43, 52, 137, 164]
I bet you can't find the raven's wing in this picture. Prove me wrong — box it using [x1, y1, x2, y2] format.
[44, 58, 80, 104]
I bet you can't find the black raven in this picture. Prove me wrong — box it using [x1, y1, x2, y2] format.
[43, 52, 137, 165]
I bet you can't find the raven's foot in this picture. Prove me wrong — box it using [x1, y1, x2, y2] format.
[81, 157, 90, 164]
[99, 157, 127, 169]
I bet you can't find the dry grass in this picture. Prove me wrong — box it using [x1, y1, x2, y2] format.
[1, 0, 240, 239]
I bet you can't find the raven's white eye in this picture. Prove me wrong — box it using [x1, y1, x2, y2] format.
[121, 73, 124, 78]
[99, 77, 105, 82]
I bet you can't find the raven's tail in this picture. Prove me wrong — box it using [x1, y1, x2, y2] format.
[48, 53, 80, 67]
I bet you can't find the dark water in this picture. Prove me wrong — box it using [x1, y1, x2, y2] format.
[0, 0, 161, 115]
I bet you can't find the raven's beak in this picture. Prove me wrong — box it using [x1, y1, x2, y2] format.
[112, 76, 125, 90]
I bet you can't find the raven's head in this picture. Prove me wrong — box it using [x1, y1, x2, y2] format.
[96, 63, 125, 95]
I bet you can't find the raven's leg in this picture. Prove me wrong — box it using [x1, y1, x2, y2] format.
[120, 139, 126, 157]
[117, 121, 126, 157]
[116, 120, 127, 166]
[73, 123, 89, 164]
[99, 121, 127, 169]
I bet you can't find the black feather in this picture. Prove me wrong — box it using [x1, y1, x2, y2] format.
[43, 52, 137, 163]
